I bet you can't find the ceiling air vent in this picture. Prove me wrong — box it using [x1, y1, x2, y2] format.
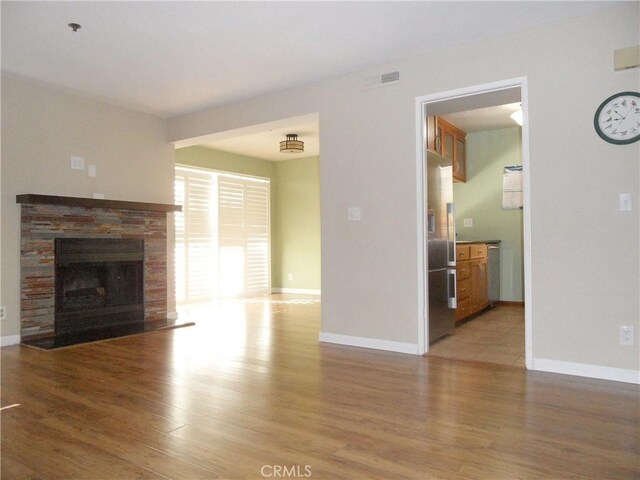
[361, 70, 401, 91]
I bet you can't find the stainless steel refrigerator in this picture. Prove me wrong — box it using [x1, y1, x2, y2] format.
[426, 151, 456, 343]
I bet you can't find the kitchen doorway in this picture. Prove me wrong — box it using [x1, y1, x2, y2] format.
[416, 77, 532, 368]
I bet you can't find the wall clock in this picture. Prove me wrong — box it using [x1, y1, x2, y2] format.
[593, 91, 640, 144]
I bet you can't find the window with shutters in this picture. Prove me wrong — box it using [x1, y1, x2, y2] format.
[175, 166, 270, 303]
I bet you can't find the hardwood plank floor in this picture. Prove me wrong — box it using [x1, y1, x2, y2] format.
[2, 294, 638, 479]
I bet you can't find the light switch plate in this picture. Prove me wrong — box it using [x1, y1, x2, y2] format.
[348, 207, 362, 222]
[619, 193, 632, 211]
[88, 164, 97, 177]
[463, 218, 473, 228]
[620, 326, 634, 345]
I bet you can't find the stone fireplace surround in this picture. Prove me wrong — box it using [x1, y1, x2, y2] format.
[17, 194, 181, 340]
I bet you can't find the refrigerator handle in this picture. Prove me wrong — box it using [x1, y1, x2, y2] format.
[446, 202, 456, 266]
[447, 268, 457, 309]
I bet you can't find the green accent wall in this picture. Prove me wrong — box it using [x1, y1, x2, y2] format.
[175, 146, 321, 292]
[453, 127, 524, 302]
[176, 145, 275, 179]
[272, 156, 321, 290]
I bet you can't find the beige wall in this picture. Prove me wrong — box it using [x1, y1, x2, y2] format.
[168, 5, 640, 372]
[1, 75, 176, 340]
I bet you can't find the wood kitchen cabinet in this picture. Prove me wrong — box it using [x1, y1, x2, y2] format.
[456, 243, 488, 322]
[427, 116, 467, 183]
[470, 258, 488, 312]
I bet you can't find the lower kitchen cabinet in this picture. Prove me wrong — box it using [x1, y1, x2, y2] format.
[456, 243, 489, 322]
[470, 258, 488, 312]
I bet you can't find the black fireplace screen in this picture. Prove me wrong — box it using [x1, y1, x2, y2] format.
[55, 238, 144, 335]
[57, 262, 142, 311]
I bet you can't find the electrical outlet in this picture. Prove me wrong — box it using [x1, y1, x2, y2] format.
[288, 273, 293, 281]
[348, 207, 362, 222]
[0, 306, 6, 321]
[620, 326, 634, 346]
[70, 156, 85, 170]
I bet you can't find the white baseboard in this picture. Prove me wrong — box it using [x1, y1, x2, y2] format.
[319, 332, 419, 355]
[532, 358, 640, 384]
[1, 335, 21, 347]
[272, 288, 321, 295]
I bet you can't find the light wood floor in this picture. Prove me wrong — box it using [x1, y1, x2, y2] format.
[428, 305, 525, 367]
[2, 294, 638, 479]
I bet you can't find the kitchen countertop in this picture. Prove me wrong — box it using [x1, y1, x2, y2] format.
[456, 239, 501, 245]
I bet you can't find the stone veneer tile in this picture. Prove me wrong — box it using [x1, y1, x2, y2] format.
[20, 204, 169, 339]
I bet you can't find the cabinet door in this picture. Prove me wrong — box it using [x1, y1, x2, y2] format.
[427, 116, 437, 152]
[453, 136, 466, 182]
[456, 297, 471, 321]
[470, 258, 488, 312]
[442, 128, 454, 160]
[456, 245, 470, 262]
[457, 278, 471, 300]
[469, 243, 487, 260]
[456, 261, 470, 281]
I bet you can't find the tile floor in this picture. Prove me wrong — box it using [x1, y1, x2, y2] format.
[428, 304, 525, 367]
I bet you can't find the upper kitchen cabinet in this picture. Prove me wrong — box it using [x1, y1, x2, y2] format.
[427, 116, 467, 183]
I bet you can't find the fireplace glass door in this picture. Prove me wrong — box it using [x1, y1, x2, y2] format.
[55, 238, 144, 335]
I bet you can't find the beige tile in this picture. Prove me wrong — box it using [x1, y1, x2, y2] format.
[483, 344, 523, 356]
[473, 351, 521, 365]
[429, 305, 525, 368]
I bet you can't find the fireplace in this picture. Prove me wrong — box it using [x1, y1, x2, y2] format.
[55, 238, 144, 335]
[17, 193, 182, 342]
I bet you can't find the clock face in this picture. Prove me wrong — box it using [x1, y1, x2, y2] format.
[594, 91, 640, 144]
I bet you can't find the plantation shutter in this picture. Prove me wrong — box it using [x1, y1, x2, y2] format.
[244, 179, 271, 296]
[175, 167, 217, 303]
[176, 166, 270, 302]
[218, 175, 270, 298]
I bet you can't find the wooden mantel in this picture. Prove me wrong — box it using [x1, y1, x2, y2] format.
[16, 194, 181, 213]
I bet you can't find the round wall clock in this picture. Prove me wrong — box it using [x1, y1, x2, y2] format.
[594, 91, 640, 144]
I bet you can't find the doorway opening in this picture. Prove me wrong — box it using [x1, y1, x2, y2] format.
[416, 78, 532, 368]
[172, 113, 322, 311]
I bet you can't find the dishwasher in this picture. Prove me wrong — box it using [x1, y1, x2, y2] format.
[487, 242, 501, 307]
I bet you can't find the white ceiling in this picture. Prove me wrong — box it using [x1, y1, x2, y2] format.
[1, 1, 622, 120]
[441, 103, 522, 133]
[200, 114, 320, 161]
[431, 87, 522, 133]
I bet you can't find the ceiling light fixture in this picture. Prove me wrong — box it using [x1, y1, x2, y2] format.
[68, 23, 82, 32]
[279, 134, 304, 154]
[510, 108, 523, 126]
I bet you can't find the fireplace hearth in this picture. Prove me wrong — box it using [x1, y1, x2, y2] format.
[55, 238, 144, 335]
